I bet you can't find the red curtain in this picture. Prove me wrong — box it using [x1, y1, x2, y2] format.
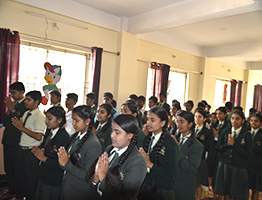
[90, 47, 103, 107]
[0, 28, 20, 122]
[160, 63, 170, 94]
[235, 81, 243, 106]
[150, 62, 162, 99]
[253, 84, 262, 112]
[230, 79, 237, 105]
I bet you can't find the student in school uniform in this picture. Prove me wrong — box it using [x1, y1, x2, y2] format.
[142, 96, 158, 135]
[88, 114, 147, 200]
[57, 105, 102, 200]
[65, 93, 78, 136]
[103, 92, 118, 118]
[1, 82, 28, 200]
[120, 100, 146, 148]
[95, 103, 113, 152]
[172, 110, 203, 200]
[248, 113, 262, 200]
[157, 92, 171, 116]
[168, 101, 181, 135]
[138, 106, 179, 200]
[12, 91, 46, 200]
[184, 100, 194, 113]
[214, 110, 253, 200]
[207, 106, 230, 190]
[194, 108, 213, 200]
[86, 92, 97, 115]
[206, 112, 217, 130]
[49, 90, 61, 106]
[32, 106, 70, 200]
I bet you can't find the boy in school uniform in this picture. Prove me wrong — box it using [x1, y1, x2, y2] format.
[49, 90, 61, 106]
[86, 92, 97, 115]
[65, 93, 78, 136]
[12, 90, 46, 200]
[1, 82, 28, 200]
[157, 92, 171, 116]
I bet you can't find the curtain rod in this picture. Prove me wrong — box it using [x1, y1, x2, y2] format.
[137, 59, 202, 75]
[212, 75, 247, 84]
[19, 33, 120, 56]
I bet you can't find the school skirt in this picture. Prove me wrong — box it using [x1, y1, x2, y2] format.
[36, 180, 62, 200]
[196, 159, 209, 187]
[248, 172, 262, 191]
[214, 162, 248, 200]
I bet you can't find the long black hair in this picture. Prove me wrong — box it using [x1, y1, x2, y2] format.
[94, 103, 113, 132]
[176, 110, 195, 147]
[42, 106, 66, 158]
[143, 106, 168, 193]
[86, 114, 138, 193]
[65, 105, 94, 166]
[121, 100, 142, 128]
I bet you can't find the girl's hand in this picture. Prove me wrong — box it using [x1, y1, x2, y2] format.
[97, 152, 109, 181]
[168, 116, 174, 128]
[139, 148, 153, 168]
[12, 117, 24, 131]
[143, 124, 149, 136]
[228, 134, 234, 146]
[57, 147, 69, 167]
[212, 128, 219, 137]
[32, 146, 47, 162]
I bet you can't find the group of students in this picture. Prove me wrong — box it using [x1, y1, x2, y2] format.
[1, 81, 262, 200]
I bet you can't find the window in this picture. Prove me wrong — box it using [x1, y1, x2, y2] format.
[146, 68, 187, 109]
[19, 45, 88, 111]
[214, 80, 231, 110]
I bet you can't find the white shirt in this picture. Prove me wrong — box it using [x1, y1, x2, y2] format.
[150, 132, 162, 150]
[19, 108, 46, 147]
[179, 133, 192, 146]
[231, 127, 242, 138]
[50, 127, 59, 139]
[195, 125, 204, 134]
[251, 128, 259, 137]
[65, 110, 75, 136]
[108, 146, 128, 162]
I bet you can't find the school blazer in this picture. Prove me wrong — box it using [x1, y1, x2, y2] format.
[2, 99, 28, 146]
[97, 146, 147, 200]
[143, 133, 179, 190]
[173, 133, 203, 200]
[39, 128, 70, 186]
[96, 123, 112, 152]
[62, 131, 102, 200]
[157, 102, 171, 116]
[196, 127, 214, 160]
[248, 129, 262, 175]
[137, 129, 146, 149]
[217, 127, 253, 169]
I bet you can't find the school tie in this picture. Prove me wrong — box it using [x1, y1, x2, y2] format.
[44, 131, 53, 147]
[252, 131, 255, 136]
[218, 123, 223, 131]
[23, 112, 32, 126]
[195, 128, 199, 134]
[179, 137, 185, 147]
[68, 136, 80, 154]
[97, 124, 102, 131]
[232, 131, 237, 140]
[109, 151, 119, 168]
[148, 136, 155, 153]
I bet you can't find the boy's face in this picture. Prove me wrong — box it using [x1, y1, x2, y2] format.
[9, 89, 24, 101]
[103, 96, 112, 105]
[50, 93, 60, 105]
[185, 103, 192, 112]
[65, 98, 76, 110]
[86, 97, 94, 106]
[148, 100, 156, 108]
[24, 96, 38, 111]
[137, 100, 144, 109]
[160, 95, 165, 103]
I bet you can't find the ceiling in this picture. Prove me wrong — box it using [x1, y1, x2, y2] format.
[72, 0, 262, 63]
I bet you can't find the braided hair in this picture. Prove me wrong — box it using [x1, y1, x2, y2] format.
[121, 99, 142, 129]
[143, 106, 168, 193]
[65, 105, 94, 166]
[94, 103, 114, 132]
[176, 110, 195, 147]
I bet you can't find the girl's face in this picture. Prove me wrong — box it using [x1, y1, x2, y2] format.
[111, 122, 133, 149]
[120, 104, 137, 118]
[147, 112, 165, 134]
[216, 110, 226, 122]
[231, 113, 244, 130]
[45, 112, 62, 129]
[170, 106, 178, 117]
[96, 106, 111, 124]
[194, 112, 206, 126]
[176, 116, 193, 135]
[250, 116, 261, 130]
[209, 114, 217, 124]
[72, 113, 90, 134]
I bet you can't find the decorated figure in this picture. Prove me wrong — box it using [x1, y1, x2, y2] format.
[42, 62, 62, 105]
